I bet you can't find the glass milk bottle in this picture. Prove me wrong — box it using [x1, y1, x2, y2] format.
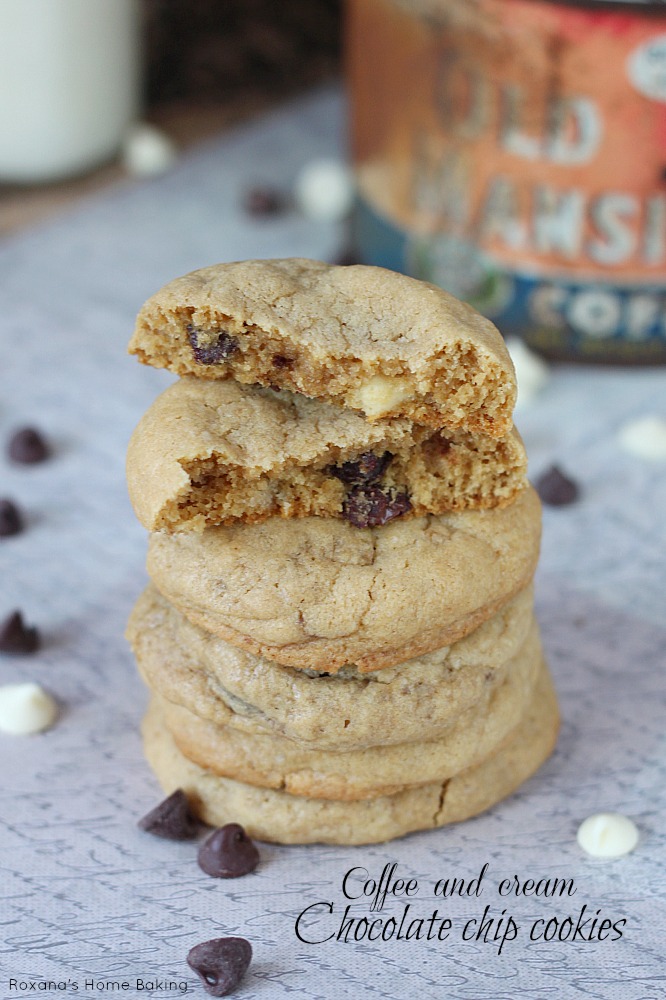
[0, 0, 140, 182]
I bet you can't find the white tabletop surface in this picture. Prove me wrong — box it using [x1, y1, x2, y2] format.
[0, 87, 665, 1000]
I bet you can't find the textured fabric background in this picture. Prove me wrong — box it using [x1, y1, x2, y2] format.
[0, 88, 664, 999]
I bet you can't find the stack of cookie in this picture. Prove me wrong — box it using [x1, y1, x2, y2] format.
[126, 258, 558, 845]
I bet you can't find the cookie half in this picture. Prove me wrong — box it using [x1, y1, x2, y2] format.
[146, 486, 541, 672]
[127, 584, 534, 750]
[127, 377, 527, 532]
[147, 620, 543, 801]
[129, 258, 516, 435]
[141, 662, 559, 845]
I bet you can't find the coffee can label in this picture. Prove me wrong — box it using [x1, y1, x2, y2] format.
[348, 0, 666, 360]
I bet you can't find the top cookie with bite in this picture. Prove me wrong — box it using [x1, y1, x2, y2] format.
[129, 258, 516, 435]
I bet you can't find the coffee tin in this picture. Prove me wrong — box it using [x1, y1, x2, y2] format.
[347, 0, 666, 361]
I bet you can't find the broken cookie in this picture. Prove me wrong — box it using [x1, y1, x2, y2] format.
[126, 377, 527, 531]
[129, 258, 517, 435]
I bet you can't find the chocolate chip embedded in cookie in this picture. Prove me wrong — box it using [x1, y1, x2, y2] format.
[187, 326, 239, 366]
[129, 258, 517, 435]
[342, 483, 412, 528]
[126, 378, 528, 532]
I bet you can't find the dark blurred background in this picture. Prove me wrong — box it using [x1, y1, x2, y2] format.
[143, 0, 342, 112]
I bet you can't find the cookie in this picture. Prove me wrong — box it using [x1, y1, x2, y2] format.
[141, 662, 559, 845]
[127, 584, 534, 750]
[146, 486, 541, 673]
[127, 377, 527, 531]
[129, 258, 516, 435]
[147, 620, 543, 801]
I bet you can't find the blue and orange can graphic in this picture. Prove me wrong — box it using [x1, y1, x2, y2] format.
[347, 0, 666, 361]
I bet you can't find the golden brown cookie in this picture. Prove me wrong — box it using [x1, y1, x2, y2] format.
[127, 377, 527, 532]
[141, 661, 559, 845]
[127, 584, 534, 750]
[128, 258, 516, 435]
[148, 620, 543, 800]
[146, 486, 541, 672]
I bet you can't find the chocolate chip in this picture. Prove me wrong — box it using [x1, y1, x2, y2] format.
[187, 937, 252, 998]
[271, 354, 294, 369]
[0, 610, 40, 655]
[331, 451, 393, 485]
[0, 499, 23, 538]
[534, 465, 580, 506]
[7, 427, 50, 464]
[187, 325, 240, 365]
[198, 823, 259, 878]
[243, 186, 288, 217]
[138, 789, 198, 840]
[343, 484, 412, 528]
[332, 246, 362, 266]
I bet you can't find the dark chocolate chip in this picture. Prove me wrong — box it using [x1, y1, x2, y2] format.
[342, 484, 412, 528]
[187, 325, 240, 365]
[0, 498, 23, 537]
[198, 823, 259, 878]
[534, 465, 580, 506]
[243, 186, 288, 217]
[271, 353, 294, 369]
[0, 610, 40, 655]
[7, 427, 50, 464]
[187, 937, 252, 998]
[330, 451, 393, 485]
[138, 789, 198, 840]
[332, 247, 362, 266]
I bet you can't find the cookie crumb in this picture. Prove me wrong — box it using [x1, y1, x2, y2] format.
[534, 465, 579, 507]
[187, 937, 252, 997]
[0, 610, 40, 654]
[0, 682, 57, 734]
[7, 427, 50, 464]
[198, 823, 260, 878]
[577, 813, 639, 858]
[138, 789, 198, 840]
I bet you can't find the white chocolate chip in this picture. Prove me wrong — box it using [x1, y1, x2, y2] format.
[505, 337, 549, 407]
[577, 813, 639, 858]
[293, 158, 355, 222]
[617, 416, 666, 461]
[351, 375, 413, 418]
[122, 123, 178, 178]
[0, 682, 58, 735]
